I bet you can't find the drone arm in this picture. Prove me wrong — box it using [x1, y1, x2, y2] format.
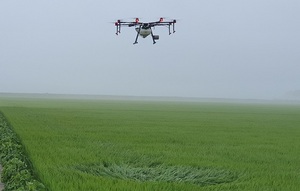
[150, 21, 176, 35]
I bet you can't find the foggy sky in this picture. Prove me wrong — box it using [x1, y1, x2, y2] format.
[1, 0, 300, 100]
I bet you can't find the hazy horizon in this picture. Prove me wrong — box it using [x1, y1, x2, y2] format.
[1, 0, 299, 100]
[1, 92, 300, 104]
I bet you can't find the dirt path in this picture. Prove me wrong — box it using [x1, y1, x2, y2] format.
[0, 165, 4, 191]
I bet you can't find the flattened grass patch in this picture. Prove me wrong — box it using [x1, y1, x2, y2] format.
[75, 162, 238, 186]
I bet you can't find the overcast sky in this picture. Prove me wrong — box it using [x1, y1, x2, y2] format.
[1, 0, 299, 100]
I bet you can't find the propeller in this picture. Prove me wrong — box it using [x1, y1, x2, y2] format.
[114, 19, 121, 26]
[127, 17, 142, 22]
[110, 19, 122, 25]
[157, 17, 178, 23]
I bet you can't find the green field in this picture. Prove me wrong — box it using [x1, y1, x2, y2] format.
[1, 95, 300, 191]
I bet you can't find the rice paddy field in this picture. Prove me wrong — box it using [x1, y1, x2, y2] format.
[0, 95, 300, 191]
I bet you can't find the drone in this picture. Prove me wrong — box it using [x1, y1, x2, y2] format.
[114, 17, 176, 44]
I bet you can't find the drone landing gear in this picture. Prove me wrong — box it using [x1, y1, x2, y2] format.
[133, 25, 142, 44]
[133, 26, 158, 45]
[150, 28, 156, 44]
[168, 23, 176, 35]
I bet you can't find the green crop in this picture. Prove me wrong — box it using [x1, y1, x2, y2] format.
[0, 112, 46, 191]
[0, 96, 300, 191]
